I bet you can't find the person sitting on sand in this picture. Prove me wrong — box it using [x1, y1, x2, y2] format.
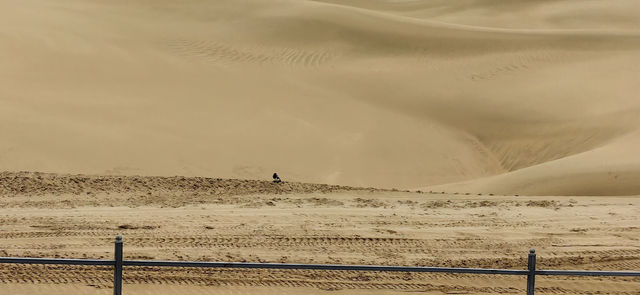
[273, 173, 282, 183]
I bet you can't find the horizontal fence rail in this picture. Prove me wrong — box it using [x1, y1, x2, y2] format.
[0, 235, 639, 295]
[536, 270, 640, 277]
[123, 260, 530, 275]
[0, 257, 114, 266]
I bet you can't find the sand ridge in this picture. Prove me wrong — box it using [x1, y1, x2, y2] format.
[0, 172, 379, 197]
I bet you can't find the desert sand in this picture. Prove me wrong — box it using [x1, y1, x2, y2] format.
[1, 0, 640, 294]
[1, 0, 639, 193]
[0, 173, 639, 294]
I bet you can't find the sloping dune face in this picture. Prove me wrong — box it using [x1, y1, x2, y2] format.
[1, 0, 639, 193]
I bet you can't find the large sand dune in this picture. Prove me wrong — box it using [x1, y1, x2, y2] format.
[1, 0, 640, 194]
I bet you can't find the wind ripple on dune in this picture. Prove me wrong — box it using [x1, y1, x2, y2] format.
[467, 50, 594, 82]
[165, 39, 337, 68]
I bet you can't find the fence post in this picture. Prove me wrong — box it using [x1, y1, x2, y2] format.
[527, 249, 536, 295]
[114, 234, 123, 295]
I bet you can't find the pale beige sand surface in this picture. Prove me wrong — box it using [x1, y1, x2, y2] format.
[2, 0, 640, 293]
[0, 284, 419, 295]
[313, 0, 640, 30]
[1, 0, 639, 193]
[0, 173, 638, 294]
[427, 130, 640, 196]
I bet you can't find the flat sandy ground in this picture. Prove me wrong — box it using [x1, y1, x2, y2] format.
[1, 173, 638, 294]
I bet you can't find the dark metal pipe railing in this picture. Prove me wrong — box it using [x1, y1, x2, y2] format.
[0, 235, 638, 295]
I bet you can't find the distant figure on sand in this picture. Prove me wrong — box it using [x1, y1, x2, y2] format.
[273, 173, 282, 183]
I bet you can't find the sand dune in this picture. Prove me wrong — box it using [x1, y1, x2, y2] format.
[1, 0, 639, 194]
[312, 0, 640, 30]
[428, 130, 640, 196]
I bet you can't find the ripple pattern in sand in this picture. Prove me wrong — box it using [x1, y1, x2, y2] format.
[166, 39, 337, 68]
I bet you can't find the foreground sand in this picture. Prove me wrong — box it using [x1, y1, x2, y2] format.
[1, 173, 638, 294]
[0, 285, 412, 295]
[1, 0, 640, 194]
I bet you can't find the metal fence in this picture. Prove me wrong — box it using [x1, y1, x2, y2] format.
[1, 235, 639, 295]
